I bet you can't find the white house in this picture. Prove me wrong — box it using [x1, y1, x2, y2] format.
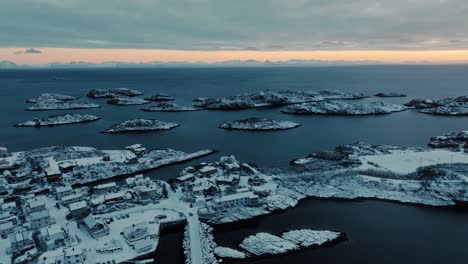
[55, 185, 74, 200]
[9, 231, 34, 252]
[213, 191, 259, 209]
[83, 215, 109, 238]
[28, 210, 54, 229]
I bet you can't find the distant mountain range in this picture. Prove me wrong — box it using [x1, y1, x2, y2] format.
[0, 59, 391, 69]
[1, 59, 466, 69]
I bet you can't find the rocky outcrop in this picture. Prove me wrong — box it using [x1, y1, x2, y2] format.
[428, 131, 468, 151]
[405, 96, 468, 115]
[375, 92, 407, 97]
[87, 88, 143, 98]
[103, 119, 179, 133]
[219, 118, 301, 130]
[26, 101, 101, 111]
[15, 114, 100, 127]
[26, 93, 77, 103]
[141, 102, 201, 112]
[107, 96, 150, 106]
[194, 90, 369, 110]
[144, 93, 175, 102]
[281, 101, 407, 115]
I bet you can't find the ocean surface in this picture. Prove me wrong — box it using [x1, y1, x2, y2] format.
[0, 65, 467, 263]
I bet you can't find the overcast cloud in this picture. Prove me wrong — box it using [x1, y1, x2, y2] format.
[1, 0, 468, 50]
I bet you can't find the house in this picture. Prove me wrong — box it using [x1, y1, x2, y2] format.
[2, 201, 17, 213]
[26, 198, 46, 213]
[68, 201, 89, 219]
[174, 173, 195, 184]
[44, 158, 62, 183]
[248, 175, 267, 186]
[94, 182, 118, 194]
[82, 215, 109, 238]
[60, 193, 84, 205]
[28, 210, 54, 229]
[0, 147, 9, 157]
[213, 191, 259, 209]
[55, 185, 73, 200]
[104, 191, 128, 204]
[215, 174, 239, 185]
[0, 221, 15, 236]
[122, 222, 156, 244]
[199, 166, 218, 177]
[133, 239, 154, 253]
[125, 144, 146, 155]
[39, 225, 67, 250]
[0, 211, 18, 225]
[96, 239, 122, 254]
[9, 231, 34, 252]
[38, 247, 84, 264]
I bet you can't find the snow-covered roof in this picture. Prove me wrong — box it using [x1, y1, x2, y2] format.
[29, 210, 50, 220]
[55, 185, 72, 193]
[69, 200, 87, 211]
[83, 215, 98, 229]
[61, 193, 83, 202]
[28, 198, 45, 208]
[10, 231, 32, 243]
[96, 182, 117, 189]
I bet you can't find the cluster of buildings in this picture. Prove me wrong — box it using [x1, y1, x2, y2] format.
[174, 156, 275, 215]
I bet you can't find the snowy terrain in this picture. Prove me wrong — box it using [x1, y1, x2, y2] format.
[144, 93, 175, 102]
[107, 96, 150, 105]
[141, 102, 201, 112]
[103, 119, 179, 133]
[15, 114, 100, 127]
[239, 233, 299, 256]
[26, 100, 101, 111]
[194, 89, 369, 110]
[220, 118, 301, 130]
[282, 101, 407, 115]
[87, 88, 143, 98]
[26, 93, 77, 103]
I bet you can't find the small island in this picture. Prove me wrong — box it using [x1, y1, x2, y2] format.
[238, 229, 344, 257]
[194, 89, 369, 110]
[144, 93, 175, 102]
[141, 102, 201, 112]
[26, 101, 101, 111]
[15, 114, 100, 127]
[405, 96, 468, 116]
[107, 96, 150, 106]
[103, 119, 179, 133]
[26, 93, 77, 103]
[375, 92, 407, 97]
[87, 88, 143, 98]
[281, 101, 407, 115]
[219, 118, 301, 131]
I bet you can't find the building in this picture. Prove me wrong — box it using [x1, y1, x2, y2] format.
[60, 193, 84, 205]
[28, 210, 54, 229]
[122, 222, 156, 244]
[248, 175, 267, 186]
[199, 166, 218, 177]
[55, 185, 74, 200]
[38, 247, 84, 264]
[0, 147, 9, 157]
[39, 225, 67, 250]
[213, 191, 259, 209]
[96, 239, 122, 254]
[9, 231, 34, 252]
[68, 201, 89, 219]
[26, 198, 46, 213]
[2, 201, 17, 213]
[215, 174, 239, 185]
[44, 158, 62, 183]
[125, 144, 146, 155]
[94, 182, 118, 194]
[82, 215, 109, 238]
[0, 221, 15, 236]
[104, 191, 128, 204]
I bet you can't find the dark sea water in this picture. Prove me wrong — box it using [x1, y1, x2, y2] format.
[0, 65, 467, 263]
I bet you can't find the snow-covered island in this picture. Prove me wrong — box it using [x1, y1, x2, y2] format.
[194, 89, 369, 110]
[281, 101, 407, 115]
[375, 92, 407, 97]
[26, 93, 77, 103]
[428, 130, 468, 151]
[25, 93, 100, 111]
[238, 229, 344, 257]
[145, 93, 175, 102]
[405, 96, 468, 116]
[219, 118, 301, 131]
[15, 114, 100, 127]
[87, 88, 143, 98]
[107, 96, 151, 106]
[141, 102, 201, 112]
[103, 119, 179, 133]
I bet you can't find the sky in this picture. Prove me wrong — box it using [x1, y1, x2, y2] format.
[1, 0, 468, 64]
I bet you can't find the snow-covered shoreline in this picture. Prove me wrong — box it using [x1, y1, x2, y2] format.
[15, 114, 100, 127]
[220, 118, 301, 131]
[103, 119, 179, 133]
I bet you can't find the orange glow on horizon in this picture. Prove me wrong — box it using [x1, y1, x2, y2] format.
[2, 48, 468, 65]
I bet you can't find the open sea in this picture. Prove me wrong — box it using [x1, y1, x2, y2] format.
[0, 65, 467, 264]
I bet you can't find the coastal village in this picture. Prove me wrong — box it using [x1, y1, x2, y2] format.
[1, 88, 468, 264]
